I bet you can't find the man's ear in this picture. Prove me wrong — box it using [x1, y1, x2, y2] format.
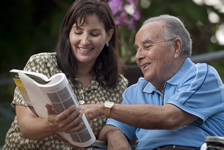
[173, 38, 182, 58]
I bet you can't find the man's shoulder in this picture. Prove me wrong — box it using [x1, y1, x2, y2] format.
[193, 63, 220, 79]
[126, 77, 150, 92]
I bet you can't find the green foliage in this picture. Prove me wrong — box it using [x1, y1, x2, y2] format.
[0, 0, 224, 146]
[0, 0, 224, 98]
[116, 0, 224, 81]
[0, 1, 72, 73]
[1, 0, 224, 71]
[131, 0, 224, 58]
[0, 0, 72, 103]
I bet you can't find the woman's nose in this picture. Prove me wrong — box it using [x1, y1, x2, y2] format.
[80, 34, 90, 45]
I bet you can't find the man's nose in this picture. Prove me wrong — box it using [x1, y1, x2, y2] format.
[136, 49, 144, 62]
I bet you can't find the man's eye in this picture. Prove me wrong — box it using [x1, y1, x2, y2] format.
[144, 45, 152, 49]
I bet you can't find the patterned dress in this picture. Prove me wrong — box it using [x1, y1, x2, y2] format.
[3, 52, 128, 150]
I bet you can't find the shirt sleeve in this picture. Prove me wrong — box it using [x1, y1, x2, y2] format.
[167, 63, 224, 123]
[106, 118, 137, 140]
[106, 83, 138, 140]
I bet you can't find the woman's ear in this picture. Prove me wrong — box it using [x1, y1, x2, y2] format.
[173, 38, 182, 58]
[106, 28, 114, 45]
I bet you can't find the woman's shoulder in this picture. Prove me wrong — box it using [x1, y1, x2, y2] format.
[26, 52, 57, 68]
[24, 52, 61, 76]
[28, 52, 57, 62]
[99, 74, 128, 93]
[118, 74, 129, 86]
[109, 74, 129, 92]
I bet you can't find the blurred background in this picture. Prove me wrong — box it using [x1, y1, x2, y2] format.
[0, 0, 224, 148]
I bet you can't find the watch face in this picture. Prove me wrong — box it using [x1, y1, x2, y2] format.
[105, 101, 114, 108]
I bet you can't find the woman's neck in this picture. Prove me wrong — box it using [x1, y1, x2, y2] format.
[77, 74, 92, 89]
[77, 63, 94, 88]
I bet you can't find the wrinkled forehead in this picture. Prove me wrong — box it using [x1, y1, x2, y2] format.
[135, 21, 167, 43]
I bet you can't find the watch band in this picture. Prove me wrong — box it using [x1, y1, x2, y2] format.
[104, 107, 111, 117]
[104, 101, 114, 118]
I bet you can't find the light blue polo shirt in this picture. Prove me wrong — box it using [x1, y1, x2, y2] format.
[107, 58, 224, 150]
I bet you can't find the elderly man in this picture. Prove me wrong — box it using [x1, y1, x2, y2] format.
[81, 14, 224, 150]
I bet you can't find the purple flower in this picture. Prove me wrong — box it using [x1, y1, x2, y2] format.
[125, 18, 135, 30]
[133, 8, 140, 20]
[114, 12, 127, 25]
[109, 0, 124, 15]
[108, 0, 141, 29]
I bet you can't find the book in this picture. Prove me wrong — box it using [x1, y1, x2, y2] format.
[9, 69, 107, 148]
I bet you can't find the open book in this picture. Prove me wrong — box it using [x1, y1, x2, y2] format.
[10, 69, 107, 148]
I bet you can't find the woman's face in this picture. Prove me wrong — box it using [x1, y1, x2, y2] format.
[69, 14, 113, 66]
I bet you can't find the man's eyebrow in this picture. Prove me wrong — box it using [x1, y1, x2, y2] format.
[134, 39, 154, 49]
[142, 39, 153, 44]
[133, 43, 137, 49]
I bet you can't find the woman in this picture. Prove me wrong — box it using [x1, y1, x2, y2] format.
[3, 0, 128, 149]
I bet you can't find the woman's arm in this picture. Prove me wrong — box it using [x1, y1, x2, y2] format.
[16, 104, 83, 140]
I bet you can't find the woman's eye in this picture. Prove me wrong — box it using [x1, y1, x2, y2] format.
[91, 32, 100, 37]
[74, 31, 82, 35]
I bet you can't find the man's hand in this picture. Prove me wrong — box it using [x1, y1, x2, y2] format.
[107, 129, 132, 150]
[99, 125, 132, 150]
[80, 104, 104, 122]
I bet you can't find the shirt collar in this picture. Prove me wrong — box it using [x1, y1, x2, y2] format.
[140, 58, 194, 93]
[143, 82, 155, 93]
[142, 79, 162, 94]
[166, 58, 194, 85]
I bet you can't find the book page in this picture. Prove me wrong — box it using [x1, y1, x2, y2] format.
[19, 72, 96, 147]
[11, 76, 39, 116]
[19, 72, 50, 118]
[10, 69, 50, 84]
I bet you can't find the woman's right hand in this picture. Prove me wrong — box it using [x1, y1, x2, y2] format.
[45, 104, 84, 133]
[16, 104, 84, 140]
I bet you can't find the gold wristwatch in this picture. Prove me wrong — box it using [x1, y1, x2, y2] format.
[104, 101, 114, 118]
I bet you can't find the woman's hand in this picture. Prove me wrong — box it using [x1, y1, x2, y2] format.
[45, 104, 83, 133]
[16, 105, 83, 140]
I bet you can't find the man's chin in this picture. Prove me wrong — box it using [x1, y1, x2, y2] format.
[143, 76, 150, 81]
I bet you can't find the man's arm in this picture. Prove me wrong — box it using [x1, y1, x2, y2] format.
[108, 103, 197, 130]
[81, 103, 197, 130]
[98, 125, 132, 150]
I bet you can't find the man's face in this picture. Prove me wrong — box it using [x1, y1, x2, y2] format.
[134, 21, 177, 88]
